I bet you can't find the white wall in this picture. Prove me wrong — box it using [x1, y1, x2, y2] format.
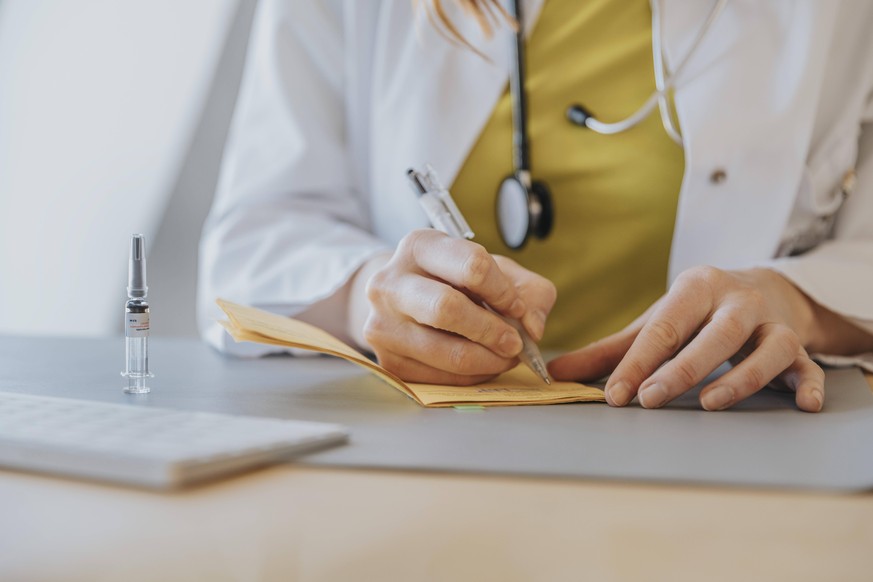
[0, 0, 251, 337]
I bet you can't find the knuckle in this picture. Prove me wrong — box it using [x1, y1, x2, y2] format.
[364, 269, 389, 303]
[680, 265, 723, 290]
[696, 265, 723, 284]
[670, 358, 700, 387]
[490, 254, 512, 270]
[715, 313, 748, 349]
[396, 229, 433, 262]
[771, 324, 801, 360]
[459, 245, 492, 288]
[620, 357, 649, 386]
[646, 319, 684, 353]
[446, 342, 475, 373]
[475, 316, 500, 346]
[429, 291, 463, 327]
[740, 364, 768, 392]
[490, 282, 518, 311]
[395, 231, 419, 257]
[743, 288, 768, 316]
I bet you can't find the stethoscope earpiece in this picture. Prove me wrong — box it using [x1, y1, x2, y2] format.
[566, 104, 594, 128]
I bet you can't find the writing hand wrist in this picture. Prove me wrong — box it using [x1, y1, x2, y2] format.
[347, 252, 393, 351]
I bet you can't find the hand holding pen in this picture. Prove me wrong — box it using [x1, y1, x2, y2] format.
[357, 165, 556, 386]
[407, 166, 552, 384]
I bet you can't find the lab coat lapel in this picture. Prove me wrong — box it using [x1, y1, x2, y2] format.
[369, 0, 544, 245]
[660, 0, 838, 278]
[369, 1, 835, 275]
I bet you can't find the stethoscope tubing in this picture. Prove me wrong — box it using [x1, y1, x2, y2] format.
[509, 0, 531, 173]
[510, 0, 729, 151]
[582, 0, 729, 141]
[497, 0, 728, 250]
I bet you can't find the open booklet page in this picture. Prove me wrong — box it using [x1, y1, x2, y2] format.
[217, 299, 605, 407]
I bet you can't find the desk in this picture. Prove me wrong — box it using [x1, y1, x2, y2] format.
[1, 337, 872, 581]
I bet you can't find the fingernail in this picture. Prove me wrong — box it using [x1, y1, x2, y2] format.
[509, 298, 526, 317]
[701, 385, 735, 411]
[606, 380, 632, 407]
[531, 310, 547, 341]
[639, 383, 670, 409]
[498, 330, 522, 357]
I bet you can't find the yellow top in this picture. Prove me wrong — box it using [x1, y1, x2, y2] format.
[451, 0, 685, 350]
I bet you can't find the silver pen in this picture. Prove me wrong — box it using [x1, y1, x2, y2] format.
[407, 165, 551, 384]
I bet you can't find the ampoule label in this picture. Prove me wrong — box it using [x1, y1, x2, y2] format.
[125, 313, 150, 337]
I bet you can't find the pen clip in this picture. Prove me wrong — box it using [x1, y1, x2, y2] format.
[407, 165, 474, 240]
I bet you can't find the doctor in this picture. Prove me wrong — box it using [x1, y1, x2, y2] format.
[199, 0, 873, 412]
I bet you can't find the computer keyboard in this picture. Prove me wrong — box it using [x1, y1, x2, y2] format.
[0, 391, 348, 489]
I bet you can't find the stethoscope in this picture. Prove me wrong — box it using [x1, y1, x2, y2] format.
[496, 0, 729, 250]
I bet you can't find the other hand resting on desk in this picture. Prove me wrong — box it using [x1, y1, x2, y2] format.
[550, 267, 873, 412]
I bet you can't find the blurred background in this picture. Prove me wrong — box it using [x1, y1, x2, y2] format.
[0, 0, 258, 338]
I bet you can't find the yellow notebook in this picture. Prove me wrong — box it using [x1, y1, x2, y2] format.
[217, 299, 605, 408]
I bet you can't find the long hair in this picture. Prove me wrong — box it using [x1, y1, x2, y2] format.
[417, 0, 517, 53]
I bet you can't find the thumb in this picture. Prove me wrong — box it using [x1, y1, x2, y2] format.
[548, 328, 638, 383]
[548, 303, 656, 382]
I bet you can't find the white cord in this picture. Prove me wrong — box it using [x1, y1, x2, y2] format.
[584, 0, 729, 143]
[652, 0, 684, 144]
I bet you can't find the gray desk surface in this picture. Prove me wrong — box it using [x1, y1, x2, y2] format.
[2, 335, 872, 492]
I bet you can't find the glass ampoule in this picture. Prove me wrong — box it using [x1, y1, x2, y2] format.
[122, 234, 153, 394]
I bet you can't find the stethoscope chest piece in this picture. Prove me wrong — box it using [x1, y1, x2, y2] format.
[496, 173, 553, 250]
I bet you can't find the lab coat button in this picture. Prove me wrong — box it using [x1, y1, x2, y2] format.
[710, 169, 728, 184]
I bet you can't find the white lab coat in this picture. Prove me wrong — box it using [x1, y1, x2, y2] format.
[198, 0, 873, 366]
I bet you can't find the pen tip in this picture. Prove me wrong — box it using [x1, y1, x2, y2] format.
[532, 361, 551, 385]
